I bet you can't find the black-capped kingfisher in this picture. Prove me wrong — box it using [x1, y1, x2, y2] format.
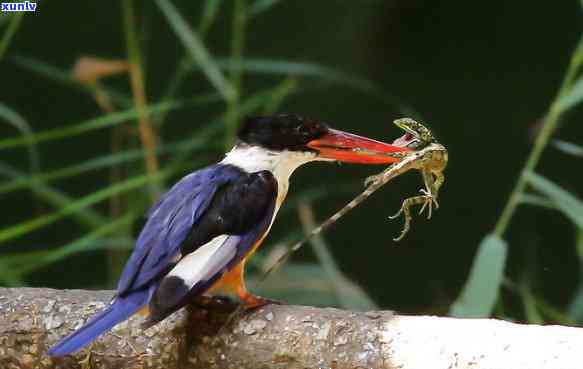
[48, 113, 411, 356]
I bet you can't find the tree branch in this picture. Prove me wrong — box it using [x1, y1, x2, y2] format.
[1, 287, 582, 369]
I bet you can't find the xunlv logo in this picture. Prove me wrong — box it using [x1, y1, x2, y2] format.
[1, 1, 37, 12]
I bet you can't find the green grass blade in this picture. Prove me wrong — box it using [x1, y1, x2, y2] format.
[557, 76, 583, 112]
[491, 34, 583, 238]
[215, 57, 377, 91]
[1, 236, 134, 270]
[567, 229, 583, 322]
[155, 0, 224, 126]
[526, 172, 583, 229]
[235, 82, 299, 113]
[0, 13, 23, 61]
[508, 274, 574, 324]
[576, 227, 583, 267]
[40, 213, 137, 265]
[248, 0, 282, 16]
[0, 162, 107, 228]
[0, 151, 148, 194]
[199, 0, 223, 34]
[518, 194, 557, 210]
[1, 213, 138, 278]
[552, 139, 583, 158]
[251, 262, 341, 306]
[520, 283, 544, 324]
[0, 103, 40, 173]
[450, 234, 508, 318]
[298, 203, 377, 311]
[9, 55, 132, 106]
[535, 296, 575, 325]
[0, 129, 222, 195]
[0, 170, 169, 245]
[0, 13, 14, 26]
[262, 77, 298, 114]
[0, 148, 215, 246]
[191, 57, 416, 115]
[11, 54, 78, 85]
[568, 285, 583, 323]
[223, 0, 247, 149]
[0, 99, 189, 151]
[0, 272, 25, 287]
[156, 0, 235, 101]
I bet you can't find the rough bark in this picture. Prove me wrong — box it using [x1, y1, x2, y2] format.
[1, 288, 582, 369]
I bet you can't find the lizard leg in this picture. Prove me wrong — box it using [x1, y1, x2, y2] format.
[418, 170, 440, 218]
[364, 172, 384, 187]
[431, 171, 445, 206]
[426, 169, 445, 209]
[389, 195, 431, 241]
[422, 170, 439, 207]
[364, 163, 399, 187]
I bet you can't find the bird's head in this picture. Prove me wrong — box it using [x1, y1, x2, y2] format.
[236, 113, 411, 165]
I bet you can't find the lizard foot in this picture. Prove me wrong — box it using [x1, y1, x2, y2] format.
[417, 189, 439, 219]
[389, 192, 436, 241]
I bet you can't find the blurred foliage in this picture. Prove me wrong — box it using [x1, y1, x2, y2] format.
[450, 235, 507, 318]
[1, 1, 583, 323]
[450, 22, 583, 319]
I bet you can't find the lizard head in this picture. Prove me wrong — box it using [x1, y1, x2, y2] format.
[392, 118, 436, 149]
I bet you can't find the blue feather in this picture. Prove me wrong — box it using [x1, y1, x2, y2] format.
[116, 165, 240, 294]
[47, 288, 152, 356]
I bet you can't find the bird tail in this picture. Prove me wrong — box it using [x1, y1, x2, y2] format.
[47, 289, 150, 356]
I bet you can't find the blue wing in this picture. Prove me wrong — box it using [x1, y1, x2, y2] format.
[117, 164, 243, 295]
[144, 169, 278, 325]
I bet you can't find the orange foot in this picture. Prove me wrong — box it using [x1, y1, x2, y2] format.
[237, 288, 283, 310]
[211, 262, 284, 309]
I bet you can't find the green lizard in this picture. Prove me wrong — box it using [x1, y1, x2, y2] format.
[364, 118, 448, 240]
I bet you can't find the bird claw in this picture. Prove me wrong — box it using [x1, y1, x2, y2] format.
[242, 294, 284, 311]
[193, 293, 284, 313]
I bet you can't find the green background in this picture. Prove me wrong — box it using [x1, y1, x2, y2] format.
[1, 0, 583, 323]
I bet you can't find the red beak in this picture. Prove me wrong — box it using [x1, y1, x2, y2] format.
[306, 129, 412, 164]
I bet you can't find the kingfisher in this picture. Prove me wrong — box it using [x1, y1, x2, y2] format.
[48, 113, 410, 356]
